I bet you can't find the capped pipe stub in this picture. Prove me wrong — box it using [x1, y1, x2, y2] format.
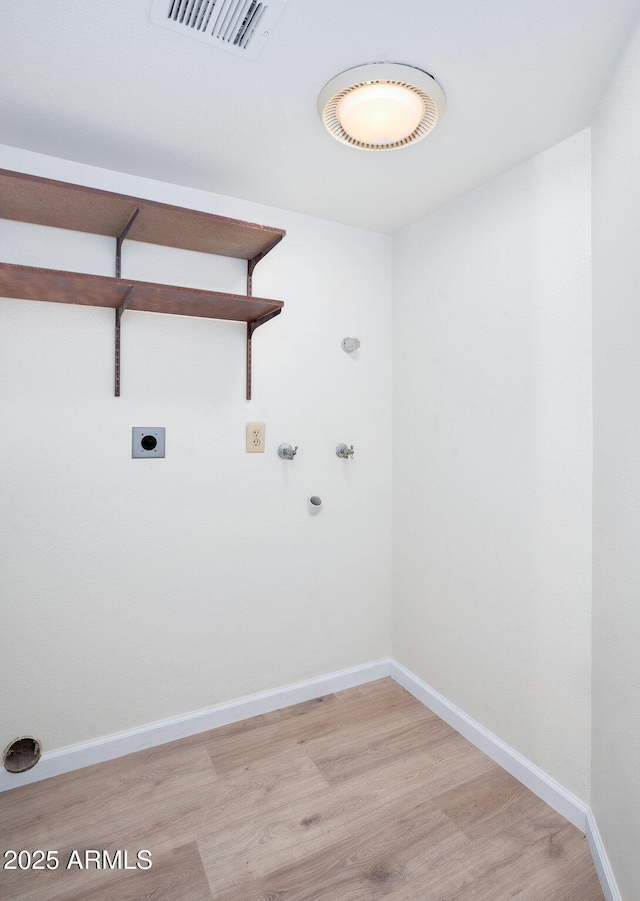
[342, 337, 361, 353]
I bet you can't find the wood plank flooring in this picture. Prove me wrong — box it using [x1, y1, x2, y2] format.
[0, 678, 604, 900]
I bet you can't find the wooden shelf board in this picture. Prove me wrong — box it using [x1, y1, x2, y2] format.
[0, 263, 283, 322]
[0, 169, 285, 261]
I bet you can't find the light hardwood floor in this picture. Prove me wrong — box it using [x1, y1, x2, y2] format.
[0, 678, 604, 900]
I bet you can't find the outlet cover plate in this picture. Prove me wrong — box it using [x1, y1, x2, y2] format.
[133, 427, 165, 458]
[246, 422, 265, 453]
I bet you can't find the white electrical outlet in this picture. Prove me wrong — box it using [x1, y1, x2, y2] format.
[246, 422, 266, 453]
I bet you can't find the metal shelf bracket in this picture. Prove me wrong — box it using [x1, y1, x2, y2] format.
[114, 288, 135, 397]
[113, 208, 140, 397]
[115, 208, 140, 278]
[246, 309, 281, 401]
[246, 234, 283, 400]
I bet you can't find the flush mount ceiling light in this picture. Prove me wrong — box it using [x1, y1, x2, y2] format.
[318, 63, 445, 151]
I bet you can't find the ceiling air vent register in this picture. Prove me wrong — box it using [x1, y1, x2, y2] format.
[150, 0, 287, 60]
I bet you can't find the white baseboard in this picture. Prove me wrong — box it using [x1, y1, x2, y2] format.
[585, 809, 624, 901]
[389, 660, 588, 832]
[0, 659, 391, 793]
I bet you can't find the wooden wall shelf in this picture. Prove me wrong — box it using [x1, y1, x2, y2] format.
[0, 263, 283, 322]
[0, 169, 286, 398]
[0, 169, 284, 261]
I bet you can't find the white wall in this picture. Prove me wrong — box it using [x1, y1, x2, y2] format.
[2, 89, 638, 901]
[392, 130, 593, 801]
[592, 14, 640, 899]
[0, 146, 393, 753]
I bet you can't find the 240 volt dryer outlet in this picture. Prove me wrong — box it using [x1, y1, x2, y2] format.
[132, 427, 165, 458]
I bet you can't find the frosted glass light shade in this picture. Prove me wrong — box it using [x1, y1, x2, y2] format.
[337, 83, 424, 146]
[318, 63, 445, 151]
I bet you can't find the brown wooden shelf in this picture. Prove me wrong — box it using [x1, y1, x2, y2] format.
[0, 262, 283, 322]
[0, 169, 286, 399]
[0, 168, 285, 260]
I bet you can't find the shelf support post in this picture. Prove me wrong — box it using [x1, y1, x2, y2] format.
[114, 288, 135, 397]
[115, 207, 140, 278]
[245, 233, 284, 400]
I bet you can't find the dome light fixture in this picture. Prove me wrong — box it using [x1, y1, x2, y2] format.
[318, 63, 445, 151]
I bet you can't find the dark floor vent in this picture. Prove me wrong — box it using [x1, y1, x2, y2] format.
[3, 736, 41, 773]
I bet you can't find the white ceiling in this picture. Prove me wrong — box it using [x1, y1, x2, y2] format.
[1, 0, 638, 233]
